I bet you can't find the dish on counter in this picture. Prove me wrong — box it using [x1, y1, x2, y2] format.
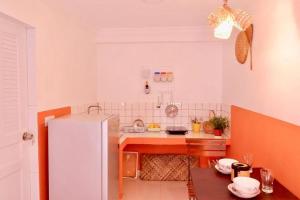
[147, 128, 161, 132]
[123, 119, 146, 133]
[147, 123, 161, 132]
[122, 126, 145, 133]
[133, 119, 145, 128]
[166, 126, 188, 135]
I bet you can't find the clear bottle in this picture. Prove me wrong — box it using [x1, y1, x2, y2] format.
[144, 81, 150, 94]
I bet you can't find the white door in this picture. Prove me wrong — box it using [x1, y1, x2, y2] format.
[0, 16, 32, 200]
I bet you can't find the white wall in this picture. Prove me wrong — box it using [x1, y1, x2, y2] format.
[0, 0, 98, 111]
[97, 27, 223, 104]
[223, 0, 300, 125]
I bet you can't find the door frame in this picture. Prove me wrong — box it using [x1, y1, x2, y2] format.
[27, 27, 39, 200]
[0, 12, 39, 200]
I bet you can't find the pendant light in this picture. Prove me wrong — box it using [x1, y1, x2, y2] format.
[208, 0, 252, 39]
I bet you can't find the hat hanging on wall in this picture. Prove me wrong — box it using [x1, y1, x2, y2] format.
[208, 0, 252, 39]
[235, 24, 254, 70]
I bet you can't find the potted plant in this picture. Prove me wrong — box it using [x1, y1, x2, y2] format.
[209, 116, 229, 136]
[191, 117, 201, 133]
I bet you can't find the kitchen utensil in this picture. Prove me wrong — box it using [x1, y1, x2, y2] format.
[165, 104, 178, 118]
[122, 126, 145, 133]
[133, 119, 145, 128]
[166, 126, 188, 135]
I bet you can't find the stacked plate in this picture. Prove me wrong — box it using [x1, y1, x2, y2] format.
[215, 158, 238, 174]
[228, 177, 261, 198]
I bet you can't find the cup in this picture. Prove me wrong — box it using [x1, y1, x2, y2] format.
[260, 168, 274, 193]
[231, 162, 251, 181]
[243, 154, 253, 173]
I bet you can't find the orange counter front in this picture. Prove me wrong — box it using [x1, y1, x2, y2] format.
[118, 131, 231, 199]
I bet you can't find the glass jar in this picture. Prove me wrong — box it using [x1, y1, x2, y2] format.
[231, 162, 251, 181]
[153, 72, 161, 82]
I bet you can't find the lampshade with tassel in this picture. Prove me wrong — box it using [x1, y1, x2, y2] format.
[208, 0, 252, 39]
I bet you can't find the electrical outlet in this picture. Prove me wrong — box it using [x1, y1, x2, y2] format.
[44, 115, 55, 127]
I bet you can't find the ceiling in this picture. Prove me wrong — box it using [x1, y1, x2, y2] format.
[41, 0, 254, 29]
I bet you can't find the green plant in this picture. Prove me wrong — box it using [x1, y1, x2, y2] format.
[209, 116, 229, 130]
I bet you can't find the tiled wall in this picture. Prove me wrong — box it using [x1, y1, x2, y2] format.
[71, 102, 231, 130]
[71, 103, 97, 114]
[79, 102, 230, 131]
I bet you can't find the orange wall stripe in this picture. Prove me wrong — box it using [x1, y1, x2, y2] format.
[38, 107, 71, 200]
[228, 105, 300, 198]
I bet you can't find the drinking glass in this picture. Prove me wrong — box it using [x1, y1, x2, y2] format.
[243, 153, 253, 173]
[260, 168, 274, 193]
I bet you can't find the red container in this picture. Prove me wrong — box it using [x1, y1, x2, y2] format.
[214, 129, 223, 136]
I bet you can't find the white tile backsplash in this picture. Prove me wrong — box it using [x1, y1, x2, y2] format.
[72, 102, 231, 131]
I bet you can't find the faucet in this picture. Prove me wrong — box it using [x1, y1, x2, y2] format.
[88, 103, 102, 114]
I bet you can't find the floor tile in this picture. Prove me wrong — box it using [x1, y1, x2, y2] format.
[161, 181, 188, 200]
[123, 179, 188, 200]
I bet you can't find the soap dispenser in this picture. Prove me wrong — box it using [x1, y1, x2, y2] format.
[144, 81, 150, 94]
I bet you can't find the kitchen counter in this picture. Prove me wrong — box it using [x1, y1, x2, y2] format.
[118, 130, 231, 199]
[119, 130, 231, 145]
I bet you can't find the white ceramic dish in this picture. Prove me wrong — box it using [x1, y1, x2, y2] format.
[233, 177, 260, 195]
[215, 164, 231, 175]
[228, 183, 260, 199]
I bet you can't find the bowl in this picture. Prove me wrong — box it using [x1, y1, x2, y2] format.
[233, 177, 260, 195]
[218, 158, 238, 171]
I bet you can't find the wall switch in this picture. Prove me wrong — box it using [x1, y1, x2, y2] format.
[44, 115, 55, 127]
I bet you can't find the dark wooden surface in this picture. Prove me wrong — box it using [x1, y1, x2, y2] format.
[191, 168, 299, 200]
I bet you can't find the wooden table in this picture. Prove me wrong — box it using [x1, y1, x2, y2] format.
[191, 168, 299, 200]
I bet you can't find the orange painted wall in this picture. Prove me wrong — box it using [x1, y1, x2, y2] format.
[228, 106, 300, 198]
[38, 107, 71, 200]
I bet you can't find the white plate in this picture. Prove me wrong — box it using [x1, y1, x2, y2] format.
[228, 183, 260, 199]
[215, 164, 231, 175]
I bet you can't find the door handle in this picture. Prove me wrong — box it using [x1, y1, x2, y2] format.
[23, 132, 34, 141]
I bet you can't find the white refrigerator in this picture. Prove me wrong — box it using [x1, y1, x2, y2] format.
[48, 113, 119, 200]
